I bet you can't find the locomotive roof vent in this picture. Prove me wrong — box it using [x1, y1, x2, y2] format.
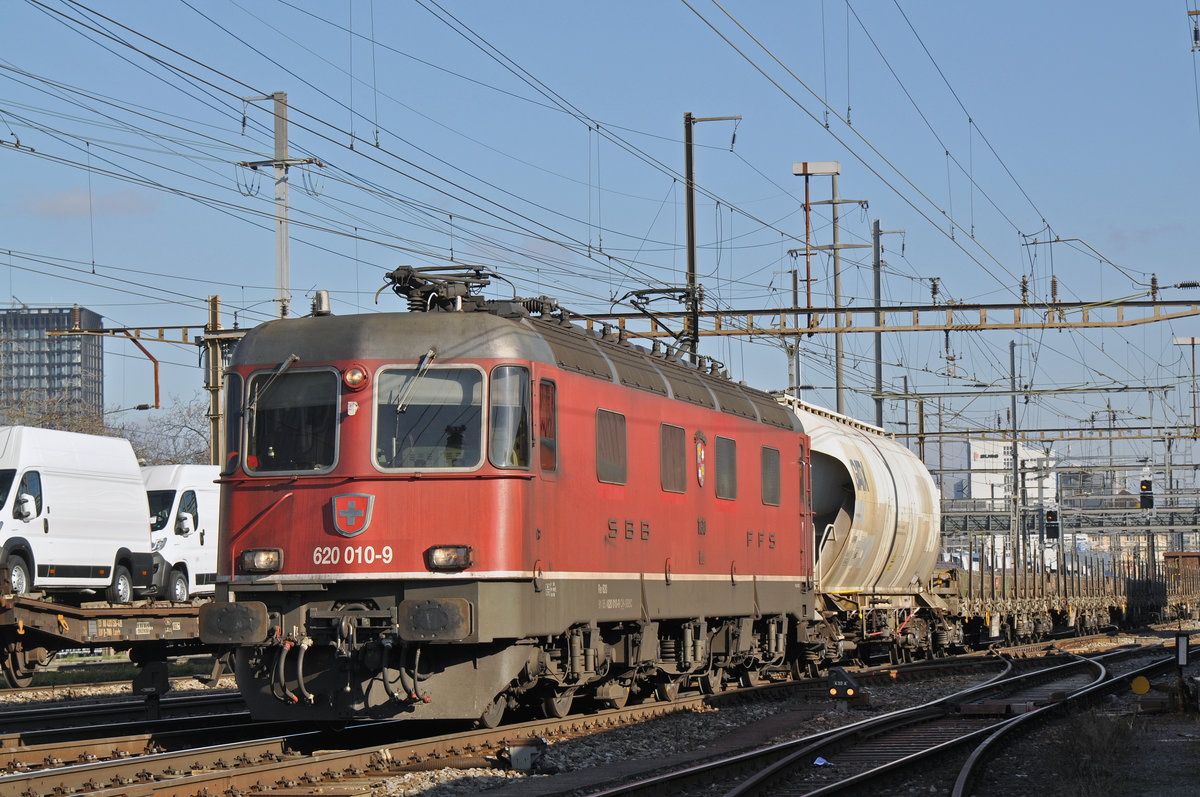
[492, 301, 530, 319]
[311, 289, 332, 317]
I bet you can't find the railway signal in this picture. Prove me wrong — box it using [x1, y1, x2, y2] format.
[1140, 479, 1154, 510]
[1045, 509, 1060, 540]
[828, 667, 862, 708]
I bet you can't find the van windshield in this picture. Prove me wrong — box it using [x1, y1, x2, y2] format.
[148, 489, 176, 532]
[0, 470, 14, 508]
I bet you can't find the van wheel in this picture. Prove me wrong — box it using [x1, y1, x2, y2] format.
[168, 569, 189, 602]
[6, 554, 31, 594]
[107, 565, 133, 604]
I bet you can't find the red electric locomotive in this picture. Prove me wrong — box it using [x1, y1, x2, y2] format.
[201, 267, 816, 724]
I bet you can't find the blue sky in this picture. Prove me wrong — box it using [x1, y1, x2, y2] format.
[2, 1, 1198, 483]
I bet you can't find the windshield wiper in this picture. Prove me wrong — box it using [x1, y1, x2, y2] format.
[396, 348, 437, 413]
[248, 353, 300, 417]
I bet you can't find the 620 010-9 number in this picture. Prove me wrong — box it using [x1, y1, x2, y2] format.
[312, 545, 394, 566]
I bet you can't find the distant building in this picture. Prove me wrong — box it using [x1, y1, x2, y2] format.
[0, 306, 104, 420]
[967, 439, 1057, 510]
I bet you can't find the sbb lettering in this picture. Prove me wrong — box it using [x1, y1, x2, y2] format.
[607, 519, 650, 541]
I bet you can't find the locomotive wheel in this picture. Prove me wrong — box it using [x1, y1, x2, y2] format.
[539, 688, 575, 719]
[654, 677, 681, 702]
[698, 668, 724, 695]
[478, 694, 506, 729]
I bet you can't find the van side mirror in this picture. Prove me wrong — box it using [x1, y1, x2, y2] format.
[14, 494, 36, 520]
[175, 512, 195, 535]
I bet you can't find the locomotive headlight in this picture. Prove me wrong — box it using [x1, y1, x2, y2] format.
[343, 365, 369, 390]
[240, 548, 284, 573]
[424, 545, 472, 571]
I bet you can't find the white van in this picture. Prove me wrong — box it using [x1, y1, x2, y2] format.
[0, 426, 154, 602]
[142, 464, 220, 601]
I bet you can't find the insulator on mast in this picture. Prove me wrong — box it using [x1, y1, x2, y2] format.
[1050, 275, 1058, 304]
[1020, 276, 1029, 304]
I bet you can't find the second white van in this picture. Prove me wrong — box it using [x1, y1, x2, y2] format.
[142, 464, 220, 601]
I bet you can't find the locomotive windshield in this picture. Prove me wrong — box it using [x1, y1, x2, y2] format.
[245, 369, 338, 473]
[375, 367, 483, 470]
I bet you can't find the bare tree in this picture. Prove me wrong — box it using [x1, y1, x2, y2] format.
[115, 393, 211, 465]
[0, 390, 109, 435]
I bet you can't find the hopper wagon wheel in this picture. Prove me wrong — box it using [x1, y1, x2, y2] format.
[738, 667, 763, 689]
[539, 687, 576, 719]
[698, 667, 724, 694]
[478, 693, 506, 729]
[3, 650, 35, 689]
[654, 675, 682, 702]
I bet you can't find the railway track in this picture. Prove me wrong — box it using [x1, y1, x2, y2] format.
[0, 633, 1164, 796]
[0, 689, 246, 735]
[574, 641, 1187, 796]
[0, 650, 1013, 797]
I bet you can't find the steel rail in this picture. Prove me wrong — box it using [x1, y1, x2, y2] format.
[951, 645, 1192, 796]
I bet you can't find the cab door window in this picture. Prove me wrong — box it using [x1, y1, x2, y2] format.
[489, 366, 531, 469]
[537, 379, 557, 472]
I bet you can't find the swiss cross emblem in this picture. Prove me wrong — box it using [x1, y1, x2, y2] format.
[332, 493, 374, 537]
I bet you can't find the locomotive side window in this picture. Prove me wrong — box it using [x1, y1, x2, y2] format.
[761, 446, 781, 506]
[375, 367, 483, 470]
[221, 373, 243, 476]
[595, 409, 627, 485]
[538, 380, 557, 472]
[246, 370, 338, 474]
[715, 436, 737, 500]
[660, 424, 686, 493]
[489, 366, 530, 469]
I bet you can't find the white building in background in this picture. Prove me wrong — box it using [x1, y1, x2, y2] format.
[968, 439, 1058, 510]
